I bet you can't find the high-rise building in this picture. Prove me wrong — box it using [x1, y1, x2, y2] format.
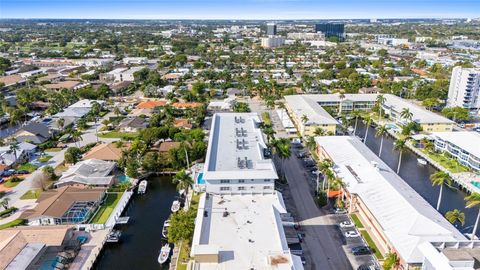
[261, 36, 285, 48]
[447, 66, 480, 110]
[266, 22, 277, 36]
[314, 23, 344, 40]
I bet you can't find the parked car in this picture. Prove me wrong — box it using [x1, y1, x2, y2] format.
[300, 256, 306, 265]
[334, 208, 347, 214]
[357, 262, 379, 270]
[339, 220, 354, 228]
[296, 152, 306, 158]
[1, 170, 15, 177]
[352, 246, 371, 255]
[16, 170, 29, 175]
[345, 230, 360, 238]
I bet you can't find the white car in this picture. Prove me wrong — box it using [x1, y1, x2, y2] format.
[334, 208, 347, 214]
[339, 221, 353, 228]
[345, 231, 360, 238]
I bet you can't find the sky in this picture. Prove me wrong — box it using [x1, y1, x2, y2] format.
[0, 0, 479, 20]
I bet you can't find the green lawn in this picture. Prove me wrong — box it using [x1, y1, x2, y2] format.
[90, 192, 123, 224]
[16, 163, 39, 173]
[0, 219, 24, 230]
[360, 230, 383, 260]
[176, 241, 191, 270]
[261, 112, 272, 125]
[98, 131, 139, 140]
[3, 178, 24, 188]
[421, 150, 470, 173]
[44, 147, 63, 152]
[37, 155, 53, 163]
[350, 213, 364, 229]
[20, 189, 43, 200]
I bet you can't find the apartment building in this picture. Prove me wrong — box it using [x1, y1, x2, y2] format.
[447, 66, 480, 111]
[431, 131, 480, 173]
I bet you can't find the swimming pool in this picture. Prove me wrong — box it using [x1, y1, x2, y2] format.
[197, 172, 205, 185]
[385, 123, 398, 130]
[472, 181, 480, 189]
[117, 175, 131, 183]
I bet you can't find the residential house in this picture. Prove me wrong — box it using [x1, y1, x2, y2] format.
[174, 118, 193, 129]
[82, 143, 124, 161]
[136, 99, 167, 110]
[0, 74, 26, 88]
[43, 80, 82, 91]
[54, 159, 116, 188]
[16, 123, 52, 144]
[21, 186, 106, 225]
[117, 117, 148, 133]
[172, 102, 203, 110]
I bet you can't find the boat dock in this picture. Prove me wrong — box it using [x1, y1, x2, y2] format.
[116, 217, 130, 225]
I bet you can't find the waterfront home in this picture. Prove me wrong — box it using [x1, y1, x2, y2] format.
[136, 99, 167, 110]
[0, 226, 79, 269]
[0, 141, 36, 167]
[315, 136, 465, 268]
[15, 122, 53, 144]
[21, 186, 106, 225]
[431, 131, 480, 173]
[55, 159, 116, 188]
[82, 143, 124, 161]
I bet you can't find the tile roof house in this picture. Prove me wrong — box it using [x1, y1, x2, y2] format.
[54, 159, 116, 188]
[0, 74, 26, 87]
[172, 102, 203, 109]
[21, 186, 106, 226]
[82, 143, 124, 161]
[136, 99, 167, 109]
[15, 123, 52, 144]
[0, 226, 74, 270]
[174, 118, 193, 129]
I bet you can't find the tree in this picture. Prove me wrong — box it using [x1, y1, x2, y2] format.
[57, 118, 65, 129]
[271, 138, 291, 177]
[400, 108, 413, 122]
[465, 192, 480, 240]
[445, 209, 465, 227]
[42, 165, 56, 181]
[375, 94, 386, 121]
[167, 207, 196, 244]
[301, 114, 309, 125]
[9, 138, 19, 162]
[383, 252, 400, 270]
[362, 115, 372, 143]
[64, 147, 82, 164]
[441, 107, 471, 122]
[173, 170, 194, 206]
[375, 125, 388, 158]
[233, 102, 250, 112]
[422, 98, 440, 111]
[305, 136, 316, 151]
[393, 139, 406, 174]
[430, 171, 452, 211]
[71, 130, 83, 147]
[0, 198, 10, 210]
[314, 127, 326, 136]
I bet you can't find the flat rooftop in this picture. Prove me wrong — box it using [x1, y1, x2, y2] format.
[284, 95, 339, 125]
[316, 136, 466, 264]
[432, 131, 480, 158]
[203, 113, 278, 180]
[191, 192, 302, 270]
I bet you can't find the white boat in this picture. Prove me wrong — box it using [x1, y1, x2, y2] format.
[137, 180, 147, 194]
[417, 158, 427, 165]
[106, 230, 122, 243]
[158, 243, 171, 264]
[162, 220, 170, 238]
[171, 200, 181, 213]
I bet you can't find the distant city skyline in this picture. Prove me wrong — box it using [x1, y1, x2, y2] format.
[1, 0, 479, 20]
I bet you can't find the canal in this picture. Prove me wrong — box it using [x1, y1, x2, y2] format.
[94, 175, 177, 270]
[355, 122, 478, 236]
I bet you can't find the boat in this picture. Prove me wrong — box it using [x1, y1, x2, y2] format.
[162, 220, 170, 238]
[137, 180, 147, 194]
[171, 200, 181, 213]
[417, 158, 427, 165]
[106, 230, 122, 243]
[158, 243, 171, 264]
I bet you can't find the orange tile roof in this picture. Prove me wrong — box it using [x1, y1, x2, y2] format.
[174, 118, 193, 129]
[412, 68, 428, 76]
[172, 102, 203, 109]
[136, 100, 167, 109]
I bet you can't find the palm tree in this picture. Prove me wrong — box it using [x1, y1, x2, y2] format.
[445, 209, 465, 227]
[314, 127, 326, 136]
[305, 136, 316, 151]
[351, 111, 361, 135]
[375, 125, 388, 157]
[430, 171, 452, 211]
[393, 139, 406, 174]
[338, 92, 346, 115]
[301, 114, 309, 125]
[400, 108, 413, 122]
[272, 138, 292, 177]
[465, 192, 480, 240]
[0, 198, 10, 210]
[71, 130, 83, 147]
[319, 160, 334, 190]
[383, 252, 400, 270]
[362, 115, 372, 143]
[173, 170, 194, 206]
[57, 118, 65, 130]
[375, 94, 386, 121]
[9, 138, 19, 162]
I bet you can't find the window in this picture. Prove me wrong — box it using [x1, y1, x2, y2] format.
[220, 180, 230, 183]
[264, 179, 271, 182]
[238, 180, 245, 183]
[263, 186, 272, 189]
[220, 187, 230, 191]
[238, 186, 246, 191]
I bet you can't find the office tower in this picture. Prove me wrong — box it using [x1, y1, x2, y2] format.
[266, 22, 277, 36]
[447, 66, 480, 110]
[314, 23, 344, 40]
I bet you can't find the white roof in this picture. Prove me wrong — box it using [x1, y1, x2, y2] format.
[432, 131, 480, 158]
[56, 159, 115, 186]
[203, 113, 278, 181]
[284, 95, 338, 125]
[315, 136, 466, 264]
[191, 192, 303, 270]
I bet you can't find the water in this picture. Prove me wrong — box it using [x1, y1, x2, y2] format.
[355, 122, 478, 235]
[196, 172, 205, 185]
[94, 175, 178, 270]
